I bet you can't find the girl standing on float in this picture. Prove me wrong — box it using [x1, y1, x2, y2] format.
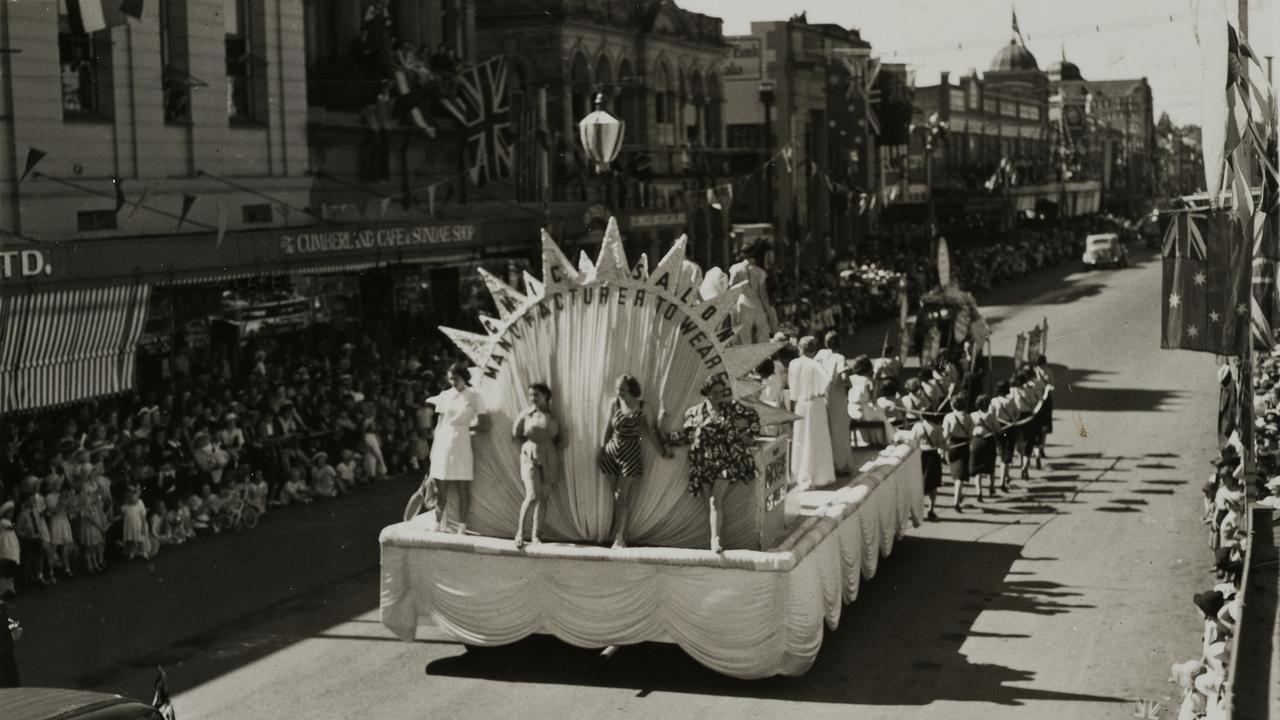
[665, 376, 762, 553]
[727, 241, 779, 345]
[512, 383, 563, 548]
[815, 332, 854, 473]
[599, 375, 671, 549]
[427, 363, 489, 534]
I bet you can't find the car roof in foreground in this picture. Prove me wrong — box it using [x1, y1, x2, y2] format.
[0, 688, 160, 720]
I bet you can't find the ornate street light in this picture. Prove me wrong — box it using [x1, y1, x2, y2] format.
[578, 93, 625, 173]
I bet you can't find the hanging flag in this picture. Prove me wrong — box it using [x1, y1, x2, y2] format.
[439, 55, 516, 186]
[126, 184, 151, 221]
[1162, 210, 1249, 354]
[1250, 133, 1279, 348]
[380, 196, 391, 218]
[896, 278, 910, 365]
[19, 147, 45, 182]
[176, 194, 196, 230]
[707, 187, 720, 210]
[427, 184, 436, 218]
[215, 199, 228, 249]
[64, 0, 142, 34]
[112, 177, 126, 213]
[1011, 6, 1025, 45]
[781, 145, 793, 175]
[936, 235, 952, 287]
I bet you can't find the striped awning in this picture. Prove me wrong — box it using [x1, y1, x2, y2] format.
[0, 284, 151, 414]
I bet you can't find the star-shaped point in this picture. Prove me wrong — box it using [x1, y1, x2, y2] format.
[1186, 324, 1200, 339]
[1209, 310, 1222, 323]
[1237, 302, 1248, 315]
[1168, 292, 1181, 309]
[1193, 271, 1207, 286]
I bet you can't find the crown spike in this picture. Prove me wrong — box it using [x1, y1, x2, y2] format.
[721, 342, 785, 380]
[648, 234, 689, 294]
[593, 217, 629, 282]
[540, 228, 580, 289]
[522, 270, 545, 298]
[477, 267, 528, 320]
[439, 326, 495, 367]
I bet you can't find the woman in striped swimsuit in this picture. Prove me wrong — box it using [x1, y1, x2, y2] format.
[599, 375, 670, 549]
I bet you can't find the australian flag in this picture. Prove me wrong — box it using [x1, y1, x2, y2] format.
[1161, 210, 1249, 354]
[440, 56, 515, 186]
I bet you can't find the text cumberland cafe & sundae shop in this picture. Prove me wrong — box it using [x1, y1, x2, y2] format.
[0, 218, 491, 413]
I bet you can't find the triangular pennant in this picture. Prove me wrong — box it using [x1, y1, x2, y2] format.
[19, 147, 45, 182]
[126, 184, 151, 221]
[742, 398, 802, 426]
[721, 342, 784, 380]
[215, 199, 228, 248]
[592, 216, 628, 281]
[439, 326, 495, 367]
[732, 376, 766, 400]
[521, 270, 545, 298]
[176, 194, 196, 230]
[540, 228, 580, 289]
[477, 267, 528, 320]
[478, 314, 503, 334]
[648, 234, 689, 293]
[577, 249, 596, 277]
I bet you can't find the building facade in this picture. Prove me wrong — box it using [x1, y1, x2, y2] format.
[722, 16, 879, 268]
[474, 0, 732, 268]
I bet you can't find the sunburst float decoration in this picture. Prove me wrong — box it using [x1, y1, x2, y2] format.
[437, 218, 795, 547]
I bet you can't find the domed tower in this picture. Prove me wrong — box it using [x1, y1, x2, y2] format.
[985, 38, 1048, 103]
[1047, 45, 1084, 83]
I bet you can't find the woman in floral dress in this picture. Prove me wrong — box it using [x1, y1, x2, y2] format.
[665, 377, 762, 553]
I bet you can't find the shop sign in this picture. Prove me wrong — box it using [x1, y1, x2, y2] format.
[626, 211, 687, 230]
[724, 37, 762, 80]
[0, 248, 54, 279]
[278, 222, 478, 256]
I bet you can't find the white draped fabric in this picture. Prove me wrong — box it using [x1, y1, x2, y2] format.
[380, 444, 924, 679]
[788, 355, 834, 487]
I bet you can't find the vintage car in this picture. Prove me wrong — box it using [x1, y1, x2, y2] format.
[1, 688, 166, 720]
[1082, 233, 1128, 268]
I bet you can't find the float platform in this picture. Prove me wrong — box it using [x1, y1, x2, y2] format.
[379, 442, 924, 679]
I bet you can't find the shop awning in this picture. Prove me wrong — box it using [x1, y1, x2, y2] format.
[0, 284, 151, 414]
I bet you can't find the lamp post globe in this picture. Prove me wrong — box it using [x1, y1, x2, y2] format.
[579, 93, 625, 173]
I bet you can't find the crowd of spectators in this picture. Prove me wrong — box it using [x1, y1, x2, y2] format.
[1168, 354, 1280, 718]
[767, 216, 1114, 339]
[0, 324, 458, 598]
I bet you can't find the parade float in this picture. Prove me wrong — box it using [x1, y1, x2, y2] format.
[908, 237, 992, 368]
[379, 220, 924, 678]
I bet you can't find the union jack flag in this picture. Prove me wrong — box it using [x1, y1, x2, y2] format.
[1162, 211, 1208, 260]
[440, 55, 515, 186]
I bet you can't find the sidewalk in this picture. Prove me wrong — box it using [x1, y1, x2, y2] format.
[9, 474, 418, 687]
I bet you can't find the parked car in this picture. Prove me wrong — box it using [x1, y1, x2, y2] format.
[0, 688, 166, 720]
[1082, 233, 1128, 269]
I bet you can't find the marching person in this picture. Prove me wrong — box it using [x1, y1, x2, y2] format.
[599, 375, 671, 549]
[815, 332, 854, 473]
[789, 337, 835, 488]
[1008, 372, 1036, 481]
[427, 362, 489, 534]
[969, 394, 1000, 500]
[1032, 354, 1055, 464]
[512, 383, 563, 549]
[942, 397, 974, 511]
[989, 380, 1019, 491]
[908, 409, 945, 521]
[665, 376, 762, 553]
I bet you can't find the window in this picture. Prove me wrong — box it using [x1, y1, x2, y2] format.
[160, 0, 192, 124]
[58, 14, 113, 119]
[78, 209, 118, 232]
[225, 0, 265, 123]
[241, 203, 273, 224]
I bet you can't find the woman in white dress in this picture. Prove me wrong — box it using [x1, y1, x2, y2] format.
[814, 331, 854, 474]
[427, 362, 489, 534]
[727, 242, 778, 345]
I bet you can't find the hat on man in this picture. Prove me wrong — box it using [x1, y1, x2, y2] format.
[311, 451, 329, 464]
[1192, 590, 1225, 620]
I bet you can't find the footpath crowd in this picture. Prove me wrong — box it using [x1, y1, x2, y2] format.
[0, 325, 457, 598]
[767, 216, 1108, 339]
[1168, 355, 1280, 718]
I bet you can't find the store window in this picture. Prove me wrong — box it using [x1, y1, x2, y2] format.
[58, 13, 113, 119]
[225, 0, 266, 123]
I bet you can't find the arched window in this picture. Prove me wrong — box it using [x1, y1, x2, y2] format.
[653, 62, 672, 144]
[617, 58, 640, 133]
[686, 69, 704, 144]
[569, 52, 591, 121]
[594, 55, 613, 95]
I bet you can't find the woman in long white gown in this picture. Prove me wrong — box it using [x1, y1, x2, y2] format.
[789, 336, 835, 488]
[728, 242, 778, 345]
[427, 362, 489, 534]
[814, 331, 854, 474]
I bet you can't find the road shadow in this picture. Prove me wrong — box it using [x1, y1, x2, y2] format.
[426, 537, 1121, 707]
[1053, 368, 1188, 414]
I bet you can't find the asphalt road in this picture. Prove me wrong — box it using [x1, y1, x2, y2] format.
[15, 247, 1217, 720]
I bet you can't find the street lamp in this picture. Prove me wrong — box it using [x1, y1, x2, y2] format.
[579, 92, 625, 173]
